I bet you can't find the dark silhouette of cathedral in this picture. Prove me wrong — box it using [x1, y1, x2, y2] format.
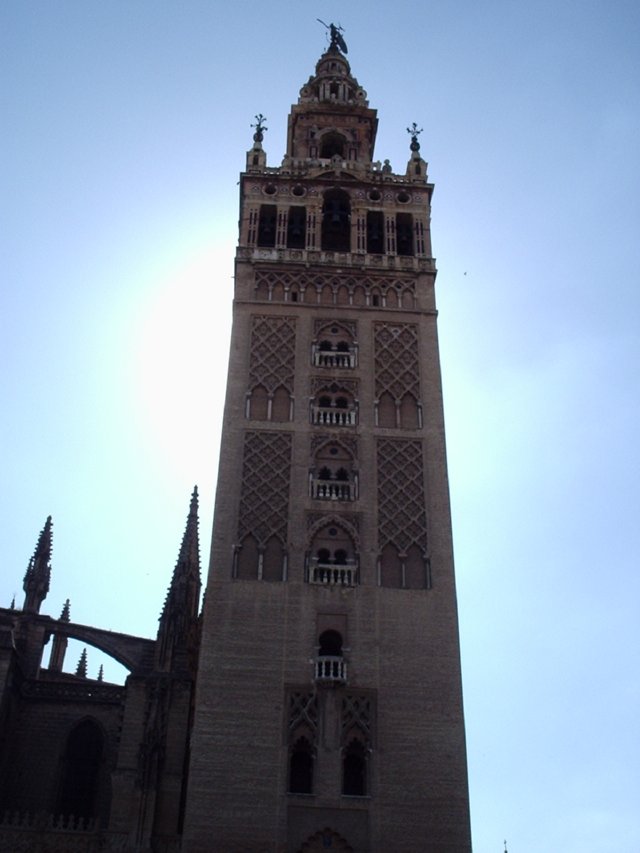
[0, 32, 471, 853]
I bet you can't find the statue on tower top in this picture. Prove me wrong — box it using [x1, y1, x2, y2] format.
[317, 19, 348, 54]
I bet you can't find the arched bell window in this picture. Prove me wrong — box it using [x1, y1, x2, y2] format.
[322, 190, 351, 252]
[320, 132, 347, 159]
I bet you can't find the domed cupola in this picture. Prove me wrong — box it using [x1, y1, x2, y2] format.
[298, 50, 369, 108]
[285, 29, 378, 168]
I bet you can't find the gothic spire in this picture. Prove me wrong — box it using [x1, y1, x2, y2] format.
[75, 647, 88, 678]
[23, 516, 52, 613]
[156, 487, 201, 672]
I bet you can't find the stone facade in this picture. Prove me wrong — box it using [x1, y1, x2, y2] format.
[0, 37, 471, 853]
[184, 41, 471, 853]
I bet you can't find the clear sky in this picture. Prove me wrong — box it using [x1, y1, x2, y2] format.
[2, 2, 639, 851]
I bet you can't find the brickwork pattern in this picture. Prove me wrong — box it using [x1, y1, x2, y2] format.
[254, 269, 416, 307]
[377, 439, 428, 553]
[374, 322, 420, 400]
[248, 315, 296, 393]
[238, 431, 292, 547]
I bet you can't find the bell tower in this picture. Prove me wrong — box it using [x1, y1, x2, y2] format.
[185, 29, 471, 853]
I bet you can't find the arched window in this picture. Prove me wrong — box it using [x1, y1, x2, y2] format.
[236, 535, 259, 579]
[318, 629, 343, 657]
[320, 132, 346, 159]
[262, 536, 284, 582]
[248, 385, 268, 421]
[367, 211, 385, 254]
[289, 737, 314, 794]
[342, 739, 367, 796]
[57, 719, 104, 822]
[380, 543, 402, 588]
[396, 213, 414, 256]
[287, 206, 306, 249]
[322, 190, 351, 252]
[257, 204, 277, 248]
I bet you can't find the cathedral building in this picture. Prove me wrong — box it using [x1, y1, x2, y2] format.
[0, 30, 471, 853]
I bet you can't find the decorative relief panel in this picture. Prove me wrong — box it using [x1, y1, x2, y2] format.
[288, 691, 318, 742]
[376, 439, 427, 554]
[374, 322, 420, 400]
[341, 693, 374, 746]
[313, 318, 357, 338]
[237, 431, 291, 547]
[306, 512, 360, 550]
[248, 315, 296, 393]
[254, 268, 416, 308]
[310, 377, 358, 397]
[310, 433, 358, 458]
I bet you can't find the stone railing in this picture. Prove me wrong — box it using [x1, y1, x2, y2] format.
[309, 561, 358, 587]
[311, 406, 356, 426]
[310, 479, 355, 501]
[315, 656, 347, 684]
[312, 350, 356, 369]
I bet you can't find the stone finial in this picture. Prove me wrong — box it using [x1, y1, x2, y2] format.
[97, 664, 104, 682]
[60, 599, 70, 622]
[76, 647, 88, 678]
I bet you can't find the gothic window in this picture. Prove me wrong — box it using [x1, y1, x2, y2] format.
[263, 535, 285, 581]
[404, 543, 426, 589]
[342, 739, 367, 796]
[380, 542, 402, 588]
[257, 204, 277, 247]
[367, 211, 384, 254]
[248, 385, 269, 421]
[236, 534, 260, 580]
[289, 737, 314, 794]
[377, 391, 396, 428]
[57, 719, 104, 822]
[271, 386, 291, 422]
[400, 393, 420, 430]
[287, 206, 306, 249]
[322, 190, 351, 252]
[396, 213, 414, 256]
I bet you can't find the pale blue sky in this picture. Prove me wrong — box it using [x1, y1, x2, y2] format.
[2, 2, 639, 851]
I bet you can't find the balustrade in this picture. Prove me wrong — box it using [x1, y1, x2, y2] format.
[309, 561, 357, 586]
[311, 406, 356, 426]
[310, 479, 355, 501]
[313, 350, 356, 369]
[315, 655, 347, 683]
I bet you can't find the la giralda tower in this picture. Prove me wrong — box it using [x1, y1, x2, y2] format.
[185, 27, 472, 853]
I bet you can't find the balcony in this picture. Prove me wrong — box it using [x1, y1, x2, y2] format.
[315, 655, 347, 684]
[310, 478, 356, 501]
[311, 406, 357, 426]
[309, 560, 358, 587]
[312, 349, 356, 369]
